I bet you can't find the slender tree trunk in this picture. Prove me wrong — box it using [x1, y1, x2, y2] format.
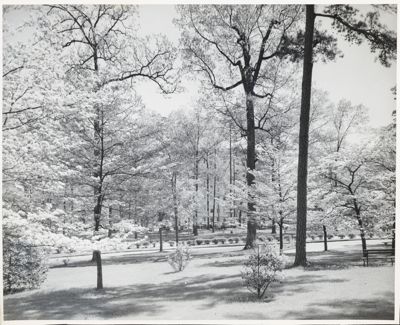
[172, 171, 179, 244]
[212, 174, 217, 233]
[271, 142, 276, 235]
[233, 157, 237, 222]
[159, 228, 163, 252]
[323, 225, 328, 251]
[212, 149, 217, 233]
[244, 92, 257, 249]
[229, 124, 233, 219]
[193, 155, 199, 236]
[206, 153, 210, 230]
[108, 205, 113, 237]
[279, 215, 283, 253]
[392, 221, 395, 250]
[294, 5, 315, 266]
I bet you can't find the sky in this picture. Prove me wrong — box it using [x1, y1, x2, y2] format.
[135, 4, 397, 128]
[3, 4, 397, 128]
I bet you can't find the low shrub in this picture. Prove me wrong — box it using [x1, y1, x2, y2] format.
[169, 241, 175, 247]
[204, 239, 210, 245]
[212, 238, 218, 245]
[241, 237, 247, 243]
[3, 238, 48, 294]
[339, 234, 345, 239]
[136, 243, 140, 249]
[241, 244, 285, 299]
[327, 234, 334, 239]
[234, 237, 240, 243]
[310, 235, 315, 240]
[142, 241, 149, 248]
[228, 238, 233, 244]
[318, 235, 323, 240]
[168, 244, 191, 272]
[219, 238, 225, 244]
[348, 233, 356, 239]
[196, 239, 203, 245]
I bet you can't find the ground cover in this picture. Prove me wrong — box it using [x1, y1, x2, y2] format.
[4, 240, 394, 321]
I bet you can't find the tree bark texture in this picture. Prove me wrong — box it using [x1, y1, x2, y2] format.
[294, 5, 315, 266]
[244, 92, 257, 249]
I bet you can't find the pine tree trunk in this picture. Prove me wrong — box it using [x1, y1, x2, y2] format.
[244, 92, 257, 249]
[294, 5, 315, 266]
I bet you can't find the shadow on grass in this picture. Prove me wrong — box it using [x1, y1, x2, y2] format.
[4, 273, 240, 320]
[282, 292, 394, 320]
[5, 268, 391, 321]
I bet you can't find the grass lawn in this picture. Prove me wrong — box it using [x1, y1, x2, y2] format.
[4, 240, 395, 321]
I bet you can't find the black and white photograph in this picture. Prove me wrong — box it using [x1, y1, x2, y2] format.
[2, 1, 398, 323]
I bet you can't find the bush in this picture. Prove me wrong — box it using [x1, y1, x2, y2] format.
[204, 239, 210, 245]
[3, 238, 48, 294]
[212, 238, 219, 245]
[327, 234, 334, 239]
[219, 238, 225, 244]
[241, 244, 285, 299]
[169, 241, 175, 247]
[348, 233, 356, 239]
[167, 244, 191, 272]
[339, 234, 345, 239]
[142, 241, 149, 248]
[228, 238, 233, 244]
[318, 235, 323, 240]
[234, 237, 240, 243]
[241, 237, 247, 243]
[310, 235, 315, 240]
[196, 239, 203, 245]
